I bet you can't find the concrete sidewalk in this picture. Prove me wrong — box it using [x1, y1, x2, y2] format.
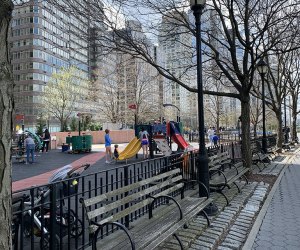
[246, 149, 300, 250]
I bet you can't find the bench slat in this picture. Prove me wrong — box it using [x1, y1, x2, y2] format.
[142, 197, 213, 250]
[84, 168, 181, 207]
[91, 196, 213, 250]
[88, 182, 184, 225]
[226, 167, 248, 185]
[86, 175, 183, 220]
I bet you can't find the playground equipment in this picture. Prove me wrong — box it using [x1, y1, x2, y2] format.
[137, 122, 191, 158]
[12, 130, 42, 163]
[115, 122, 191, 161]
[26, 130, 42, 151]
[152, 134, 172, 156]
[117, 137, 141, 161]
[169, 122, 190, 150]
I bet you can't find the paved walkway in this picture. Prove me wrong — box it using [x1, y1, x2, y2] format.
[252, 155, 300, 250]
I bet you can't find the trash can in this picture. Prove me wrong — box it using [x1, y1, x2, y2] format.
[71, 136, 83, 151]
[62, 143, 69, 152]
[82, 135, 92, 152]
[66, 136, 72, 145]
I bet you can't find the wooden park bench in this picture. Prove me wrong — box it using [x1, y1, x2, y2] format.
[282, 142, 291, 151]
[208, 151, 249, 205]
[255, 140, 278, 161]
[251, 141, 272, 171]
[81, 168, 213, 250]
[266, 137, 280, 156]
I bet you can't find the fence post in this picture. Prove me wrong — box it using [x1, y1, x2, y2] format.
[124, 166, 130, 228]
[50, 184, 57, 250]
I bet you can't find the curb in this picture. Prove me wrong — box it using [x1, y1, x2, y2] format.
[242, 147, 300, 249]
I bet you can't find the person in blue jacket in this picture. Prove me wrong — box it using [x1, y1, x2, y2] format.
[212, 133, 219, 146]
[104, 129, 112, 163]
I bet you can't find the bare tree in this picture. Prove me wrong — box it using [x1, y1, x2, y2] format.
[118, 55, 160, 125]
[90, 66, 122, 123]
[285, 49, 300, 141]
[249, 94, 262, 138]
[204, 90, 223, 132]
[45, 0, 300, 168]
[0, 1, 14, 248]
[90, 52, 160, 125]
[250, 2, 300, 149]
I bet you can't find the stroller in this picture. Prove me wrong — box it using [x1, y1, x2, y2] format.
[20, 163, 91, 249]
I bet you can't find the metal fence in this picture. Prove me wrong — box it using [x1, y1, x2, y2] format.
[12, 141, 244, 250]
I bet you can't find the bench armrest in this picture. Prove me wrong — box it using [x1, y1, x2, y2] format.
[148, 195, 183, 221]
[91, 221, 135, 250]
[209, 169, 228, 190]
[183, 180, 210, 199]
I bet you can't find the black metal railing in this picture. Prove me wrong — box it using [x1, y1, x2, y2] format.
[12, 142, 243, 250]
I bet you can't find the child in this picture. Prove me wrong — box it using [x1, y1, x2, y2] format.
[141, 133, 149, 159]
[212, 133, 219, 145]
[113, 144, 120, 159]
[104, 129, 112, 163]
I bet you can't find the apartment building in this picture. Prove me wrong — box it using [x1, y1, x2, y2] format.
[10, 0, 89, 131]
[158, 11, 195, 123]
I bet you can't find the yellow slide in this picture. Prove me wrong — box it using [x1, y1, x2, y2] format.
[118, 137, 142, 160]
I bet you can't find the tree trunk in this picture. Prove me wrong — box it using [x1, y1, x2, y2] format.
[60, 115, 64, 132]
[292, 113, 297, 142]
[253, 123, 257, 139]
[291, 95, 298, 142]
[275, 111, 283, 153]
[0, 1, 14, 249]
[240, 95, 252, 171]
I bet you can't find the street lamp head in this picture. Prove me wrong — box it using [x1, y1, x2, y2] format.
[190, 0, 206, 9]
[257, 59, 268, 75]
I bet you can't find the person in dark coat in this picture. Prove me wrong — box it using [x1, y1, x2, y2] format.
[42, 128, 50, 152]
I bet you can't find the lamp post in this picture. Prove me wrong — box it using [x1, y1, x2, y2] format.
[257, 59, 268, 153]
[163, 103, 180, 122]
[190, 0, 212, 201]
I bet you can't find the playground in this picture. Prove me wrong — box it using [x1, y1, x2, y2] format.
[116, 122, 192, 160]
[12, 121, 195, 191]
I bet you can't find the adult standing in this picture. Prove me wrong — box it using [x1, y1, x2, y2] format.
[24, 134, 35, 164]
[104, 129, 112, 163]
[207, 127, 215, 146]
[139, 127, 149, 159]
[42, 128, 50, 153]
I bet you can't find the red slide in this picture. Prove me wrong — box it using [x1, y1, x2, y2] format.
[169, 122, 189, 150]
[172, 133, 189, 150]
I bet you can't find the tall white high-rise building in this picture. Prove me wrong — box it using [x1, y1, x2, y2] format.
[158, 11, 194, 122]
